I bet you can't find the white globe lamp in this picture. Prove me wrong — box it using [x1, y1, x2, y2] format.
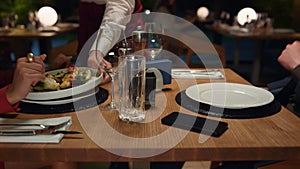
[197, 7, 209, 20]
[237, 7, 258, 26]
[37, 6, 58, 30]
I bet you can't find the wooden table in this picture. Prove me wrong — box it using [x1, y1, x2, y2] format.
[0, 69, 300, 163]
[205, 24, 300, 85]
[0, 23, 78, 61]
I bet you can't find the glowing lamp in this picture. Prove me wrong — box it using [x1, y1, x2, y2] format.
[197, 7, 209, 20]
[37, 6, 58, 27]
[145, 9, 151, 15]
[237, 7, 258, 26]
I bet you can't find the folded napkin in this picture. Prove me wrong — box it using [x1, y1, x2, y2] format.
[172, 69, 224, 79]
[0, 116, 71, 143]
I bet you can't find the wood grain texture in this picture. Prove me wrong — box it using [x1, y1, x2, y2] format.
[1, 69, 300, 162]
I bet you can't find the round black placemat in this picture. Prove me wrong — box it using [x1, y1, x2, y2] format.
[19, 87, 108, 114]
[175, 90, 281, 119]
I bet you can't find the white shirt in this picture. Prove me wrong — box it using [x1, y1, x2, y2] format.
[84, 0, 135, 56]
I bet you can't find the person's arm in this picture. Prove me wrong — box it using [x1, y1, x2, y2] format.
[2, 55, 46, 113]
[0, 85, 19, 114]
[89, 0, 135, 56]
[87, 0, 135, 83]
[275, 41, 300, 107]
[292, 65, 300, 81]
[278, 41, 300, 80]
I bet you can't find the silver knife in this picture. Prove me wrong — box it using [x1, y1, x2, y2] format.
[0, 119, 71, 129]
[172, 69, 220, 75]
[0, 119, 82, 135]
[0, 130, 83, 136]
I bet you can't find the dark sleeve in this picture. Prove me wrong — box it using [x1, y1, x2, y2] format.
[292, 65, 300, 81]
[267, 65, 300, 95]
[292, 81, 300, 115]
[267, 76, 292, 91]
[274, 78, 298, 106]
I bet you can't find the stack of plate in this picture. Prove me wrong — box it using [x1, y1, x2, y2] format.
[22, 67, 103, 105]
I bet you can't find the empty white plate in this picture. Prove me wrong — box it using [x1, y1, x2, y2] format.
[185, 82, 274, 109]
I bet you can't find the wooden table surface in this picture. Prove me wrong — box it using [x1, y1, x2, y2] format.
[0, 23, 79, 63]
[0, 23, 79, 39]
[0, 68, 300, 163]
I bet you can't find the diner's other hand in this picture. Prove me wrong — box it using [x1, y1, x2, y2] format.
[278, 41, 300, 71]
[47, 53, 73, 71]
[87, 50, 112, 84]
[6, 54, 46, 105]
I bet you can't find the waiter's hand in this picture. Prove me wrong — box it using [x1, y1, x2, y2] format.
[88, 50, 112, 84]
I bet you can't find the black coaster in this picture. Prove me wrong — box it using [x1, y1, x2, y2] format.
[175, 90, 281, 119]
[19, 87, 108, 114]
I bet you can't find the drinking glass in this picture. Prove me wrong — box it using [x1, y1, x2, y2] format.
[102, 39, 133, 111]
[144, 22, 163, 61]
[96, 28, 120, 111]
[118, 55, 146, 122]
[100, 60, 117, 111]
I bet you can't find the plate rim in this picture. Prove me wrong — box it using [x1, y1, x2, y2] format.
[22, 87, 99, 105]
[185, 82, 274, 109]
[25, 67, 103, 100]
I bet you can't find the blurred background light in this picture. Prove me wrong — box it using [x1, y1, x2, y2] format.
[237, 7, 258, 26]
[197, 6, 209, 20]
[37, 6, 58, 27]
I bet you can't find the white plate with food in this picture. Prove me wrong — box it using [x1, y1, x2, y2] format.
[185, 82, 274, 109]
[22, 87, 99, 105]
[25, 66, 103, 101]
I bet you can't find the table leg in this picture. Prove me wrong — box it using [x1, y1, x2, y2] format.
[251, 40, 264, 85]
[130, 162, 150, 169]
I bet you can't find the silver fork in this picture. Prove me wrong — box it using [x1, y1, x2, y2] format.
[0, 119, 71, 130]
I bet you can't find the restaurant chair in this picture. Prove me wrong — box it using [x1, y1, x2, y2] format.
[163, 35, 226, 68]
[183, 43, 226, 68]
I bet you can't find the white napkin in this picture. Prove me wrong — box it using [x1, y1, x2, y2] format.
[0, 116, 71, 143]
[172, 69, 224, 79]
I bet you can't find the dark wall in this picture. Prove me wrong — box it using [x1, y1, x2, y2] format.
[173, 0, 295, 28]
[54, 0, 79, 22]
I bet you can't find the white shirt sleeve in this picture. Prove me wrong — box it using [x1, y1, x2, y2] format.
[90, 0, 135, 56]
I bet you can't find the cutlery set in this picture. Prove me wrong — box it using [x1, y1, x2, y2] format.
[171, 69, 225, 79]
[0, 119, 82, 136]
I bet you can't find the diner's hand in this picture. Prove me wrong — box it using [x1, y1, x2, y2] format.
[6, 54, 46, 105]
[87, 50, 112, 84]
[278, 41, 300, 71]
[46, 53, 73, 71]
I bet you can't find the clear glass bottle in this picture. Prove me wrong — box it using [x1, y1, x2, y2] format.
[132, 25, 146, 54]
